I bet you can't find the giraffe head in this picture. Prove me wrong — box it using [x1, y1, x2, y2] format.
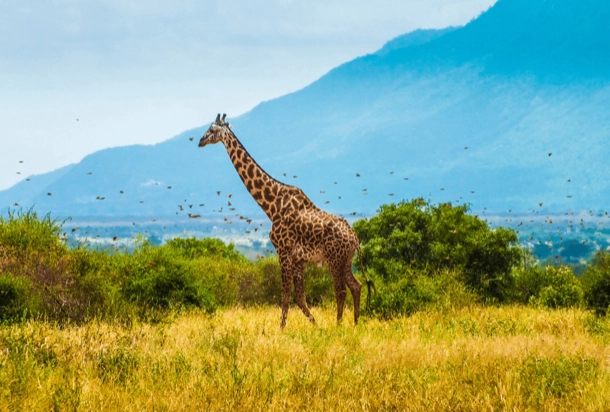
[199, 113, 232, 148]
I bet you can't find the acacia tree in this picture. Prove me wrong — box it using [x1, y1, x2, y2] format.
[353, 199, 523, 301]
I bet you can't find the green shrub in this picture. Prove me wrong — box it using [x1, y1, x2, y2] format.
[233, 256, 334, 307]
[120, 241, 217, 313]
[165, 237, 247, 262]
[251, 256, 282, 305]
[368, 269, 478, 319]
[353, 199, 523, 301]
[511, 263, 584, 308]
[528, 266, 584, 309]
[0, 273, 38, 322]
[303, 263, 335, 306]
[582, 251, 610, 315]
[0, 209, 64, 257]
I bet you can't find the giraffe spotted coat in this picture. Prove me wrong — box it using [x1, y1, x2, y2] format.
[199, 113, 369, 328]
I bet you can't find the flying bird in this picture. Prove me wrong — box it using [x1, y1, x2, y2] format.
[217, 191, 221, 196]
[356, 173, 360, 177]
[188, 214, 201, 218]
[189, 137, 194, 141]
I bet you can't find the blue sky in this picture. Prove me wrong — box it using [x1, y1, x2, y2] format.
[0, 0, 496, 191]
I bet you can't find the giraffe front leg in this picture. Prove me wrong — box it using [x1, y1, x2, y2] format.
[292, 262, 316, 325]
[278, 251, 293, 329]
[280, 273, 291, 329]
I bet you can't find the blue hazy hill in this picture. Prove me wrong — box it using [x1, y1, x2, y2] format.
[1, 0, 610, 219]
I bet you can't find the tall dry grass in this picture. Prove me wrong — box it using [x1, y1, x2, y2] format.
[1, 305, 610, 411]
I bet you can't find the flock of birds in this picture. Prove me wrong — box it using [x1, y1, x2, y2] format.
[6, 132, 609, 261]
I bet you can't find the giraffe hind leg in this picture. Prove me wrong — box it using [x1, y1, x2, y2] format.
[334, 279, 347, 323]
[344, 265, 362, 325]
[328, 258, 348, 323]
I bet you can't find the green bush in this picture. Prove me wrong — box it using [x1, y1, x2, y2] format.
[165, 237, 247, 262]
[353, 199, 523, 301]
[511, 260, 584, 309]
[582, 251, 610, 315]
[303, 263, 335, 306]
[526, 266, 584, 309]
[119, 240, 217, 313]
[368, 269, 477, 319]
[233, 256, 334, 307]
[0, 273, 38, 322]
[0, 209, 64, 257]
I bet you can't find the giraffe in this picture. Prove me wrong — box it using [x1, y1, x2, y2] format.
[198, 113, 374, 328]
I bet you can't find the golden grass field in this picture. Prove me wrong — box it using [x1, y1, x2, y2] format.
[2, 305, 610, 411]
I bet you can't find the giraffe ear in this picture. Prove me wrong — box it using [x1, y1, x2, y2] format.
[215, 113, 221, 124]
[221, 113, 227, 123]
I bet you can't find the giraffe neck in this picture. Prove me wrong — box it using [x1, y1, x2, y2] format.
[222, 132, 285, 220]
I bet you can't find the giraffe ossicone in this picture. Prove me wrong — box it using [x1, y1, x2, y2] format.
[199, 113, 374, 328]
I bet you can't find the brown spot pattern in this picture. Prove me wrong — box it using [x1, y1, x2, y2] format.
[200, 115, 367, 328]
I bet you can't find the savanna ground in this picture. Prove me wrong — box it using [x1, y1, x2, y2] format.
[4, 202, 610, 410]
[2, 305, 610, 411]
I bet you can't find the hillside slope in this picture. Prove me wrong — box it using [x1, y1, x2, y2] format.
[2, 0, 609, 219]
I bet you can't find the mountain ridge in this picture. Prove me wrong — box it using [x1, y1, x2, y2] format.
[2, 0, 610, 220]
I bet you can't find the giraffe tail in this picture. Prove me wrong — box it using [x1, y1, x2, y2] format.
[356, 245, 376, 311]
